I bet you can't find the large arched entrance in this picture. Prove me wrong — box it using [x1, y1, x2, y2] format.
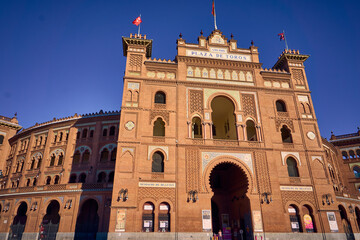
[339, 205, 355, 240]
[209, 162, 252, 239]
[75, 199, 99, 240]
[8, 202, 27, 240]
[41, 200, 60, 240]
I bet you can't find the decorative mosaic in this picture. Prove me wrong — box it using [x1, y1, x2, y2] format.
[204, 89, 241, 110]
[148, 146, 168, 160]
[242, 94, 256, 118]
[75, 145, 92, 154]
[127, 82, 139, 90]
[189, 90, 203, 115]
[150, 110, 169, 125]
[281, 152, 301, 166]
[281, 190, 315, 211]
[254, 152, 271, 194]
[202, 152, 253, 174]
[275, 118, 294, 132]
[138, 187, 175, 207]
[129, 54, 142, 71]
[291, 69, 305, 85]
[186, 148, 200, 192]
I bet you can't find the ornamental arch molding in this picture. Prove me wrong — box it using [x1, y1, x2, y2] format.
[205, 90, 241, 111]
[202, 156, 254, 194]
[49, 148, 65, 157]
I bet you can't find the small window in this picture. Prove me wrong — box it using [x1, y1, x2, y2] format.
[276, 100, 287, 112]
[69, 174, 77, 183]
[82, 129, 87, 138]
[0, 135, 4, 145]
[59, 132, 63, 141]
[58, 153, 63, 166]
[90, 130, 94, 138]
[109, 126, 116, 136]
[246, 120, 257, 141]
[349, 150, 355, 159]
[100, 149, 109, 162]
[342, 151, 348, 160]
[111, 148, 117, 161]
[97, 172, 107, 183]
[287, 157, 299, 177]
[73, 151, 81, 164]
[192, 117, 202, 138]
[103, 129, 108, 137]
[26, 179, 30, 187]
[76, 132, 80, 139]
[46, 176, 51, 185]
[50, 155, 56, 166]
[79, 173, 86, 183]
[357, 150, 360, 158]
[36, 157, 42, 169]
[82, 150, 90, 162]
[108, 171, 114, 183]
[152, 151, 164, 173]
[281, 125, 293, 143]
[54, 175, 60, 184]
[33, 178, 37, 186]
[153, 118, 165, 137]
[354, 166, 360, 178]
[155, 91, 166, 104]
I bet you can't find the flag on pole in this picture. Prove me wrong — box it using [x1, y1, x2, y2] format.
[212, 0, 218, 30]
[132, 16, 142, 26]
[278, 32, 285, 41]
[277, 30, 289, 50]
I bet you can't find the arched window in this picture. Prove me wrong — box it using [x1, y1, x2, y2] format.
[82, 129, 87, 138]
[152, 151, 164, 173]
[287, 157, 299, 177]
[142, 202, 155, 232]
[79, 173, 86, 183]
[59, 132, 63, 142]
[328, 166, 335, 180]
[39, 136, 43, 145]
[155, 91, 166, 104]
[58, 153, 63, 166]
[76, 131, 80, 139]
[54, 175, 60, 184]
[100, 149, 109, 162]
[288, 205, 302, 232]
[20, 161, 24, 172]
[82, 150, 90, 162]
[349, 150, 355, 159]
[69, 174, 77, 183]
[50, 154, 56, 166]
[153, 118, 165, 137]
[0, 135, 4, 145]
[300, 103, 306, 114]
[306, 103, 312, 113]
[73, 151, 81, 164]
[111, 148, 117, 161]
[103, 128, 107, 137]
[108, 171, 114, 183]
[33, 178, 37, 186]
[109, 126, 116, 136]
[281, 125, 293, 143]
[26, 179, 30, 187]
[158, 202, 170, 232]
[211, 96, 237, 140]
[353, 166, 360, 178]
[357, 150, 360, 158]
[90, 130, 94, 138]
[192, 117, 202, 138]
[302, 205, 316, 232]
[246, 120, 257, 141]
[276, 100, 287, 112]
[46, 176, 51, 185]
[342, 151, 349, 160]
[97, 172, 107, 183]
[30, 158, 35, 170]
[36, 157, 42, 169]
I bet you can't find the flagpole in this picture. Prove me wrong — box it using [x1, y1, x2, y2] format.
[138, 14, 141, 35]
[283, 30, 289, 50]
[213, 1, 218, 30]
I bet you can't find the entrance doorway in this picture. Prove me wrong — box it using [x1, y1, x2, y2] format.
[75, 199, 99, 240]
[209, 162, 252, 240]
[8, 202, 27, 240]
[41, 200, 60, 240]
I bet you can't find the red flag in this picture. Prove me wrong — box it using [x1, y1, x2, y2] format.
[212, 0, 215, 16]
[278, 32, 285, 41]
[132, 16, 142, 26]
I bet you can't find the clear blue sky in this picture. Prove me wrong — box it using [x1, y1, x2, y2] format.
[0, 0, 359, 138]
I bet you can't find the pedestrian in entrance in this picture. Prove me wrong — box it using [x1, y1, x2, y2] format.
[218, 229, 223, 240]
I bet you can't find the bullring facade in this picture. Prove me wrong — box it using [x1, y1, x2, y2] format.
[1, 30, 360, 240]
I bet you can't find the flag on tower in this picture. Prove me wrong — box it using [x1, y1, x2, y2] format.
[278, 32, 285, 41]
[212, 0, 218, 30]
[132, 16, 142, 26]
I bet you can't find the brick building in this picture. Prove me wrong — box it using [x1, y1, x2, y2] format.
[0, 30, 360, 240]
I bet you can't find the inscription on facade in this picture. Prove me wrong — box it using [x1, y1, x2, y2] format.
[186, 48, 251, 62]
